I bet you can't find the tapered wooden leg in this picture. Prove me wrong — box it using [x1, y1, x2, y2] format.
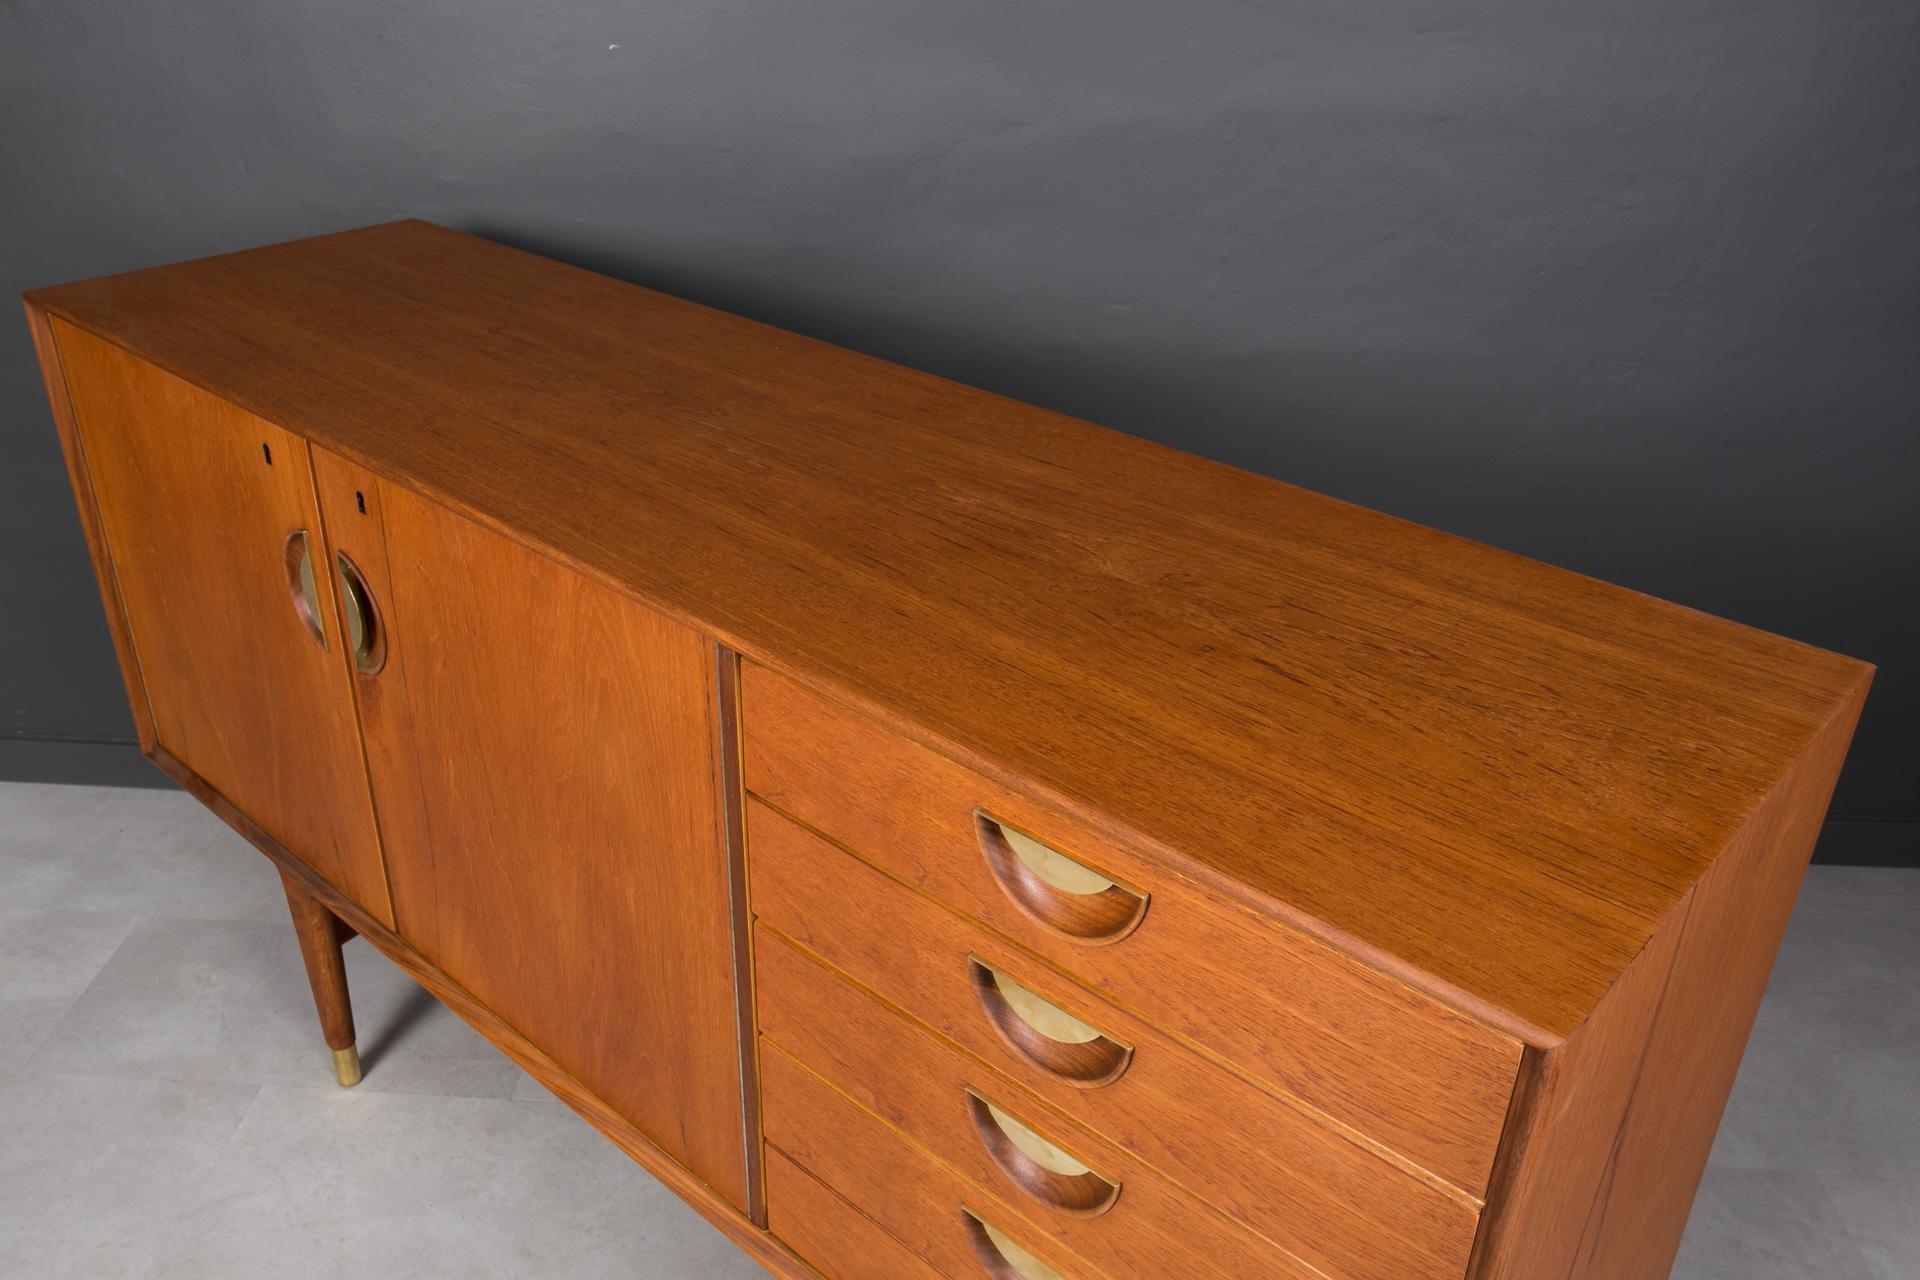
[281, 871, 362, 1087]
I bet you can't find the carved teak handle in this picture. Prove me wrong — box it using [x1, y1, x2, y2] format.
[975, 812, 1148, 945]
[970, 957, 1133, 1088]
[967, 1088, 1119, 1216]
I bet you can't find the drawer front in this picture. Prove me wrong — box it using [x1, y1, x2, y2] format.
[54, 323, 393, 924]
[766, 1147, 946, 1280]
[748, 801, 1482, 1280]
[742, 664, 1520, 1195]
[764, 1040, 1316, 1280]
[756, 922, 1469, 1280]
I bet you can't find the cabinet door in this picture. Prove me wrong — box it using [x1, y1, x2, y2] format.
[310, 449, 748, 1209]
[51, 321, 392, 923]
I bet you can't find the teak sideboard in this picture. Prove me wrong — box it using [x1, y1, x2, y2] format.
[26, 222, 1871, 1280]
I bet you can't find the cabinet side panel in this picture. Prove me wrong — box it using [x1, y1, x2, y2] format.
[24, 303, 156, 751]
[362, 477, 748, 1209]
[1471, 899, 1689, 1278]
[1571, 682, 1868, 1278]
[1478, 677, 1868, 1278]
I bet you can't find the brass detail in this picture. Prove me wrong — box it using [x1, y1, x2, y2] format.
[963, 1210, 1070, 1280]
[331, 1045, 363, 1088]
[969, 956, 1134, 1089]
[966, 1088, 1120, 1217]
[334, 553, 386, 675]
[980, 961, 1106, 1044]
[974, 811, 1149, 945]
[282, 530, 327, 649]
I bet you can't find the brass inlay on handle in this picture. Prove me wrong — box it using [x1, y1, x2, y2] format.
[334, 553, 386, 675]
[963, 1209, 1072, 1280]
[282, 530, 327, 650]
[975, 812, 1148, 945]
[967, 1089, 1120, 1217]
[970, 957, 1132, 1088]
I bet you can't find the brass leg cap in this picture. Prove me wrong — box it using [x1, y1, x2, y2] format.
[332, 1045, 363, 1088]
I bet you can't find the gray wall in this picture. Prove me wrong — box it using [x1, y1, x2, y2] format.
[3, 1, 1914, 861]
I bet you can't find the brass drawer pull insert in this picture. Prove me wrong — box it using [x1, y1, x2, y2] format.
[963, 1209, 1072, 1280]
[282, 529, 327, 650]
[969, 957, 1132, 1088]
[334, 553, 386, 676]
[967, 1088, 1119, 1217]
[975, 812, 1147, 945]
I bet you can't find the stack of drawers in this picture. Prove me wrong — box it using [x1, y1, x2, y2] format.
[741, 663, 1527, 1280]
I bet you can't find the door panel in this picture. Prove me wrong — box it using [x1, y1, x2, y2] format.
[53, 320, 392, 923]
[312, 448, 748, 1209]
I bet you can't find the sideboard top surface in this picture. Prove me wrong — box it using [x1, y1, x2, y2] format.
[27, 220, 1870, 1042]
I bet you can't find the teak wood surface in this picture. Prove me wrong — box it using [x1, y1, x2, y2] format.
[743, 660, 1518, 1195]
[763, 1041, 1151, 1280]
[746, 801, 1480, 1280]
[26, 224, 1875, 1280]
[45, 318, 393, 922]
[1469, 680, 1866, 1277]
[764, 1147, 944, 1280]
[280, 872, 358, 1054]
[25, 219, 1872, 1042]
[138, 743, 818, 1280]
[307, 447, 751, 1210]
[753, 920, 1470, 1280]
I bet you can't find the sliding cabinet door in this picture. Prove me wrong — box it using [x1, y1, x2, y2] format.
[310, 448, 747, 1209]
[49, 320, 391, 922]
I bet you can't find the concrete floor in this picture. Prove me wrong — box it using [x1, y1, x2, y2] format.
[0, 782, 1914, 1278]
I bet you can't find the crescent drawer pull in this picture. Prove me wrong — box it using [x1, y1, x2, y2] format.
[975, 812, 1148, 945]
[969, 957, 1133, 1088]
[967, 1088, 1119, 1217]
[963, 1209, 1075, 1280]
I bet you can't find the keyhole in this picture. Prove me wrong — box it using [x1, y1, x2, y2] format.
[262, 443, 273, 465]
[356, 490, 366, 514]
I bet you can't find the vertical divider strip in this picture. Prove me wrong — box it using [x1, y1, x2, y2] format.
[714, 643, 767, 1225]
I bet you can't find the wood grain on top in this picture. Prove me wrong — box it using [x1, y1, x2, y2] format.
[26, 220, 1873, 1042]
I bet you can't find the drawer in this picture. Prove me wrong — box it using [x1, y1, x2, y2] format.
[747, 801, 1482, 1280]
[756, 921, 1468, 1280]
[742, 663, 1520, 1195]
[764, 1039, 1315, 1280]
[766, 1147, 945, 1280]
